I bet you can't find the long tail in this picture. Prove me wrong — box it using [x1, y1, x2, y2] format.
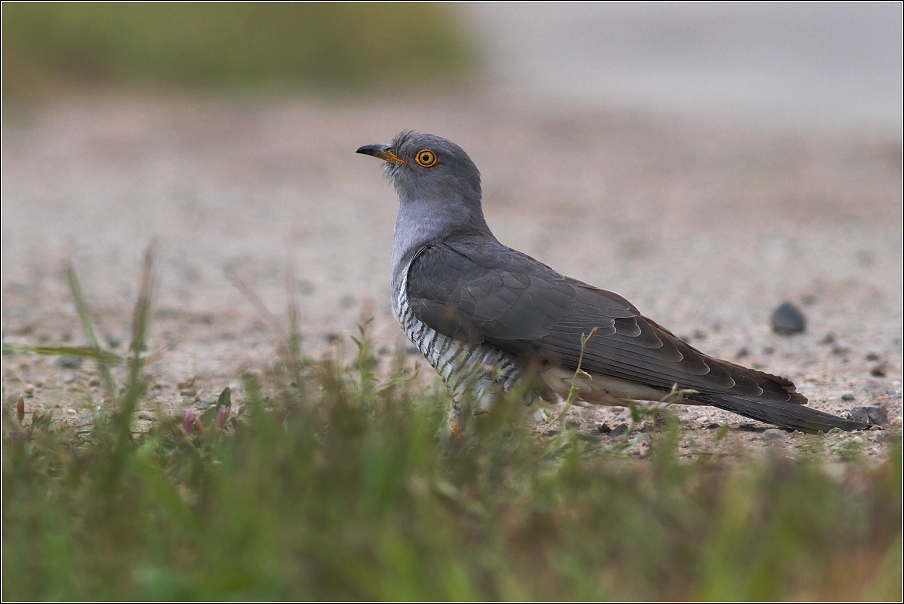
[691, 394, 868, 433]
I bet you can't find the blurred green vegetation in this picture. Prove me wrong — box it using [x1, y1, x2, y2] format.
[3, 253, 902, 600]
[1, 3, 475, 97]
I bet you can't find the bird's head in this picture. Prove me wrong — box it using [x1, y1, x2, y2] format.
[357, 131, 484, 217]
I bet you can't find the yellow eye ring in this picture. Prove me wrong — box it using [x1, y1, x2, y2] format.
[415, 149, 437, 168]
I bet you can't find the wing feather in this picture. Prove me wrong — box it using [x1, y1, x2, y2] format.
[406, 236, 804, 404]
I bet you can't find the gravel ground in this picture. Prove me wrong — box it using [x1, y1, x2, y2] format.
[2, 92, 901, 459]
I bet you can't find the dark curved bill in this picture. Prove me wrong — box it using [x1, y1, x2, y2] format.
[356, 144, 409, 166]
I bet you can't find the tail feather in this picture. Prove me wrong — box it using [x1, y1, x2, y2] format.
[692, 393, 868, 433]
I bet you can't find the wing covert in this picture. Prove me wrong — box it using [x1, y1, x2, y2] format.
[406, 236, 803, 404]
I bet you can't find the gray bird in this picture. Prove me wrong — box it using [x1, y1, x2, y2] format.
[357, 131, 865, 433]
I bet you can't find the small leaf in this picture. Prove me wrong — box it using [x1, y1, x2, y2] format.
[715, 425, 729, 442]
[199, 406, 220, 426]
[629, 403, 643, 423]
[216, 387, 232, 412]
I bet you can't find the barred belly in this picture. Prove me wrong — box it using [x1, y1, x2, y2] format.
[394, 272, 526, 411]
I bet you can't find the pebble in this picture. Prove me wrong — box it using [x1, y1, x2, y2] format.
[23, 384, 35, 394]
[763, 428, 785, 441]
[610, 424, 629, 437]
[63, 375, 77, 384]
[771, 301, 806, 335]
[54, 355, 83, 369]
[597, 423, 611, 434]
[849, 405, 888, 425]
[841, 393, 855, 401]
[870, 365, 886, 377]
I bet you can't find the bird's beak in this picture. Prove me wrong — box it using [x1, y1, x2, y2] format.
[356, 144, 410, 167]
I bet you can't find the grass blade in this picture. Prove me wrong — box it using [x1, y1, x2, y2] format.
[0, 344, 121, 364]
[62, 257, 117, 397]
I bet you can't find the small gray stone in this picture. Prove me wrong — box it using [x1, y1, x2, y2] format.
[819, 332, 836, 345]
[54, 355, 83, 369]
[849, 405, 887, 425]
[848, 408, 866, 423]
[763, 428, 785, 441]
[610, 424, 629, 437]
[62, 375, 77, 384]
[841, 393, 855, 401]
[771, 301, 806, 335]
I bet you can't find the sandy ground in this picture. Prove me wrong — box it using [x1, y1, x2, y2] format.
[2, 91, 902, 460]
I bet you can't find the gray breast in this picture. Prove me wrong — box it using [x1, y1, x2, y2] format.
[393, 262, 527, 412]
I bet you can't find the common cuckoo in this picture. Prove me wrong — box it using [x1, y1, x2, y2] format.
[357, 131, 865, 433]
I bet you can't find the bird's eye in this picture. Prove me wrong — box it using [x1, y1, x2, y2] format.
[415, 149, 437, 168]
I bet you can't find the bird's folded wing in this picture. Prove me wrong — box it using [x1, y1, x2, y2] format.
[407, 237, 804, 404]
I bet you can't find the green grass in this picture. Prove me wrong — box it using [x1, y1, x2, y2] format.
[2, 252, 902, 600]
[1, 3, 475, 98]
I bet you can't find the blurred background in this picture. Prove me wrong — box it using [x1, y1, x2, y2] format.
[4, 3, 901, 128]
[2, 3, 902, 414]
